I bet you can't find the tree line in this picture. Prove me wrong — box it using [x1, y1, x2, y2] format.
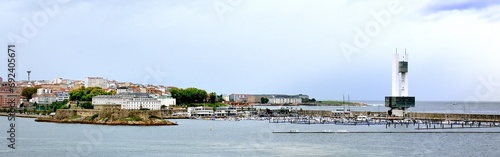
[69, 87, 115, 101]
[169, 87, 220, 105]
[169, 87, 208, 104]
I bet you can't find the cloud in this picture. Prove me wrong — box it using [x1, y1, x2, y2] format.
[1, 0, 499, 101]
[424, 0, 500, 13]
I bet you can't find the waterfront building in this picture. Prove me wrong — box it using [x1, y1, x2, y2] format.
[188, 106, 214, 117]
[229, 94, 248, 102]
[331, 108, 352, 118]
[92, 92, 162, 110]
[122, 97, 161, 110]
[168, 107, 189, 117]
[214, 106, 237, 117]
[268, 96, 302, 104]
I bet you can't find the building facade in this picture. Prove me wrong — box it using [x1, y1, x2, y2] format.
[158, 95, 176, 107]
[229, 94, 308, 104]
[92, 93, 162, 110]
[188, 106, 214, 117]
[84, 77, 108, 89]
[33, 93, 56, 105]
[229, 94, 248, 102]
[0, 92, 21, 108]
[56, 91, 69, 102]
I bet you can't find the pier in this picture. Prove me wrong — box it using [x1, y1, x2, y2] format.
[291, 110, 500, 122]
[267, 110, 500, 131]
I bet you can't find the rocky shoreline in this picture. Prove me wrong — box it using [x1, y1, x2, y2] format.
[34, 109, 178, 126]
[35, 117, 177, 126]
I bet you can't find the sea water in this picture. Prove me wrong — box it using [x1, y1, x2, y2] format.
[1, 116, 500, 157]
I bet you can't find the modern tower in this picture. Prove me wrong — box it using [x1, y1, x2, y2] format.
[385, 49, 415, 117]
[27, 71, 31, 82]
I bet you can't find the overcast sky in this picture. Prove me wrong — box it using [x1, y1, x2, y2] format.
[1, 0, 500, 101]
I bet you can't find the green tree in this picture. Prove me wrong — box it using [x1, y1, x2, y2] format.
[21, 87, 39, 100]
[196, 89, 207, 103]
[80, 102, 94, 109]
[49, 99, 70, 112]
[69, 87, 112, 101]
[209, 92, 217, 104]
[169, 87, 208, 104]
[261, 97, 269, 104]
[169, 87, 183, 104]
[302, 98, 309, 103]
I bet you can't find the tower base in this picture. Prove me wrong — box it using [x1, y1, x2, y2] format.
[388, 108, 406, 117]
[385, 96, 415, 108]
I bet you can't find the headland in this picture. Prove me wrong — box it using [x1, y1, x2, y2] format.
[33, 109, 177, 126]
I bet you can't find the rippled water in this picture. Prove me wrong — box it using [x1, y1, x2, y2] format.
[1, 117, 500, 157]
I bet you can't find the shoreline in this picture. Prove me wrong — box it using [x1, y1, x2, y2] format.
[0, 113, 48, 119]
[34, 118, 178, 126]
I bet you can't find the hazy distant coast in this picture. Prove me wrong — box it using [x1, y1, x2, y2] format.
[253, 101, 367, 106]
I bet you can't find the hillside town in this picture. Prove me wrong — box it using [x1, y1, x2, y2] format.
[3, 76, 312, 118]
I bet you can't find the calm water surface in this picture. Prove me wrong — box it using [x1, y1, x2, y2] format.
[1, 117, 500, 157]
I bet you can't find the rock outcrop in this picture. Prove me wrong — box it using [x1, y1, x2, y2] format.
[35, 109, 177, 126]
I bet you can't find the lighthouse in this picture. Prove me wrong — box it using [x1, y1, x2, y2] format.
[385, 49, 415, 117]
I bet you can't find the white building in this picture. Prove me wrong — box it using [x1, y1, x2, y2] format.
[188, 107, 214, 117]
[55, 91, 69, 101]
[221, 94, 230, 102]
[158, 95, 176, 107]
[33, 93, 56, 105]
[214, 106, 237, 117]
[268, 97, 302, 104]
[84, 77, 108, 89]
[53, 77, 63, 84]
[92, 93, 162, 110]
[116, 87, 132, 94]
[37, 88, 53, 95]
[122, 97, 162, 110]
